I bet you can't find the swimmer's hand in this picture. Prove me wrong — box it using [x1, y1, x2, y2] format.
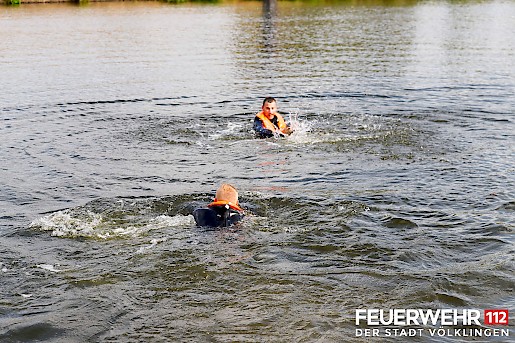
[275, 127, 293, 137]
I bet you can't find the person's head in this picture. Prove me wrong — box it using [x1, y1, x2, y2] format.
[215, 183, 239, 205]
[262, 97, 278, 119]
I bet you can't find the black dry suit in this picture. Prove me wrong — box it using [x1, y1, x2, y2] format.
[193, 201, 244, 227]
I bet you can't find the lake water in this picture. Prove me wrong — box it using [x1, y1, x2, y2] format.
[1, 0, 514, 341]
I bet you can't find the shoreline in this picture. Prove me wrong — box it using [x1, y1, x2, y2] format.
[3, 0, 209, 4]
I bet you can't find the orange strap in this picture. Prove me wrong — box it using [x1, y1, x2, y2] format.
[208, 200, 244, 212]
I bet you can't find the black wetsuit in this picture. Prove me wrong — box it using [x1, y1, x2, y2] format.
[193, 204, 244, 227]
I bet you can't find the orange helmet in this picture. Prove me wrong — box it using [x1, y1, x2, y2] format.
[214, 183, 239, 205]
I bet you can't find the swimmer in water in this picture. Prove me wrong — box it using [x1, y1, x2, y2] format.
[253, 97, 293, 138]
[193, 183, 244, 227]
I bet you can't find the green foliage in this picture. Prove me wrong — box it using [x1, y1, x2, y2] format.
[164, 0, 220, 3]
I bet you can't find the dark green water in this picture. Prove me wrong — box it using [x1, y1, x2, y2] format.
[1, 1, 514, 341]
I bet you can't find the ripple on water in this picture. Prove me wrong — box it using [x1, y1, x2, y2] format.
[0, 323, 67, 343]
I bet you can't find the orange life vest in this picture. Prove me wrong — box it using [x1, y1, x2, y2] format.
[256, 111, 288, 133]
[208, 200, 244, 212]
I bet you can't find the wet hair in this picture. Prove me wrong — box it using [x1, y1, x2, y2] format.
[262, 97, 277, 106]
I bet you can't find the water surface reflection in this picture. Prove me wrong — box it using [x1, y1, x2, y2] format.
[0, 1, 514, 342]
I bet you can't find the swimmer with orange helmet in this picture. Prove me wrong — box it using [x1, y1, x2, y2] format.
[253, 97, 293, 138]
[193, 183, 244, 227]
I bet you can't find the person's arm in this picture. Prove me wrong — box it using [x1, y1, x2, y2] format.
[253, 117, 274, 138]
[276, 113, 293, 135]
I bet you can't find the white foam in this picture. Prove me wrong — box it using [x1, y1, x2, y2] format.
[117, 215, 195, 238]
[37, 264, 61, 272]
[284, 111, 387, 145]
[220, 122, 241, 135]
[209, 122, 244, 140]
[30, 211, 195, 239]
[29, 210, 103, 238]
[136, 237, 168, 254]
[283, 226, 309, 233]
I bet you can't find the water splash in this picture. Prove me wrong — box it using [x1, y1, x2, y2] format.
[29, 210, 104, 238]
[284, 110, 322, 144]
[29, 210, 194, 240]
